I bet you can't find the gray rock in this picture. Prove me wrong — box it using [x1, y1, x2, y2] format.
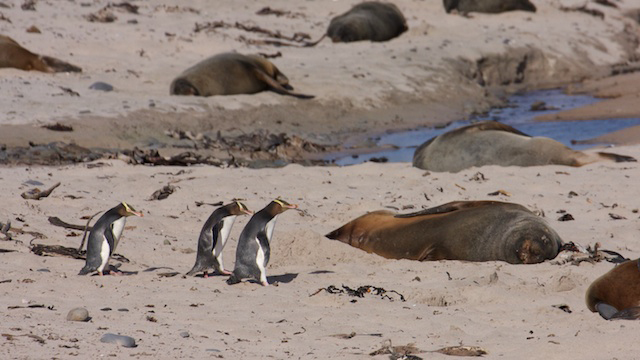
[100, 333, 137, 348]
[89, 82, 114, 92]
[66, 307, 90, 322]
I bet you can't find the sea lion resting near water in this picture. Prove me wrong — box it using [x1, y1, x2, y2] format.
[0, 35, 81, 73]
[412, 121, 636, 172]
[443, 0, 537, 14]
[170, 52, 313, 99]
[586, 259, 640, 320]
[327, 1, 408, 43]
[326, 201, 563, 264]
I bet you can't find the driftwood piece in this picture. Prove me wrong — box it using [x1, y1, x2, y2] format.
[21, 182, 61, 200]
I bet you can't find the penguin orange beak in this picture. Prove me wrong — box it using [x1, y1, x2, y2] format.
[286, 203, 298, 210]
[131, 210, 144, 217]
[242, 208, 254, 215]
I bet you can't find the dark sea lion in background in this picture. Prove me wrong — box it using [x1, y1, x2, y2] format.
[412, 121, 636, 172]
[443, 0, 536, 14]
[170, 52, 314, 99]
[326, 200, 563, 264]
[0, 35, 82, 73]
[586, 258, 640, 320]
[325, 1, 407, 43]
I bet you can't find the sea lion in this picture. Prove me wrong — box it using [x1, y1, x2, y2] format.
[0, 35, 82, 73]
[326, 200, 563, 264]
[412, 121, 636, 172]
[170, 52, 314, 99]
[586, 258, 640, 320]
[326, 1, 408, 43]
[443, 0, 537, 14]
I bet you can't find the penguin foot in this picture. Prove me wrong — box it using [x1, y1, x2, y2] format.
[220, 269, 233, 276]
[261, 281, 270, 287]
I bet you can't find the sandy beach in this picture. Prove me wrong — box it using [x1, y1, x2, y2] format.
[2, 0, 640, 359]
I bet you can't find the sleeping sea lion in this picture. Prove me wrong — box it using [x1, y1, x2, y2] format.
[326, 200, 563, 264]
[412, 121, 636, 172]
[0, 35, 82, 73]
[170, 52, 314, 99]
[586, 258, 640, 320]
[443, 0, 537, 14]
[325, 1, 408, 43]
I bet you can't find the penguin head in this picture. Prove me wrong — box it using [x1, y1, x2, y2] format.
[272, 199, 298, 214]
[230, 201, 253, 216]
[118, 202, 144, 217]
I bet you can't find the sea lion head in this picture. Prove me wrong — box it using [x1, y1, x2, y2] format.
[505, 222, 561, 264]
[170, 78, 200, 96]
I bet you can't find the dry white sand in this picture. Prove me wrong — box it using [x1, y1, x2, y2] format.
[1, 146, 639, 358]
[2, 0, 640, 359]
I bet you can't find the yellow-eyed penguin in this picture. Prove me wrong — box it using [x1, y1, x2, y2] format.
[227, 199, 298, 286]
[186, 201, 252, 277]
[78, 202, 143, 275]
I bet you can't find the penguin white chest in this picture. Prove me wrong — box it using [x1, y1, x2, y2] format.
[214, 216, 237, 257]
[255, 216, 278, 284]
[97, 234, 111, 273]
[110, 217, 127, 252]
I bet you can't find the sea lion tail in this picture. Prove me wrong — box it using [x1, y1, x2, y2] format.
[303, 33, 327, 47]
[597, 152, 637, 163]
[253, 68, 315, 99]
[40, 55, 82, 73]
[610, 306, 640, 320]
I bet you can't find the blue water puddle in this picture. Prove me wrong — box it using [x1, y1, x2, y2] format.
[332, 89, 640, 166]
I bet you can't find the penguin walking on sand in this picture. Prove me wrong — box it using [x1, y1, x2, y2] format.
[186, 201, 252, 277]
[78, 202, 143, 276]
[227, 199, 298, 286]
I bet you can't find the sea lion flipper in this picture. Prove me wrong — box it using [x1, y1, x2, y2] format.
[40, 55, 82, 73]
[595, 302, 619, 320]
[252, 67, 315, 99]
[468, 121, 530, 137]
[596, 152, 637, 163]
[610, 306, 640, 320]
[395, 201, 496, 218]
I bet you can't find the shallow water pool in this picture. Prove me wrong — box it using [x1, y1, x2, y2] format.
[331, 89, 640, 166]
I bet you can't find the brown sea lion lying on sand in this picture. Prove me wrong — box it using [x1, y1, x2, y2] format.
[0, 35, 81, 73]
[586, 259, 640, 320]
[412, 121, 636, 172]
[326, 201, 563, 264]
[443, 0, 536, 14]
[170, 52, 313, 99]
[326, 1, 408, 43]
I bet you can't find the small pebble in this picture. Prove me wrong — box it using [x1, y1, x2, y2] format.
[66, 307, 90, 322]
[100, 333, 137, 348]
[89, 82, 114, 92]
[179, 331, 190, 338]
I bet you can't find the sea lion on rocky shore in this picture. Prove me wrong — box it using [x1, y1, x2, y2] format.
[412, 121, 636, 172]
[170, 52, 314, 99]
[0, 35, 82, 73]
[325, 1, 408, 43]
[326, 200, 563, 264]
[586, 259, 640, 320]
[443, 0, 537, 14]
